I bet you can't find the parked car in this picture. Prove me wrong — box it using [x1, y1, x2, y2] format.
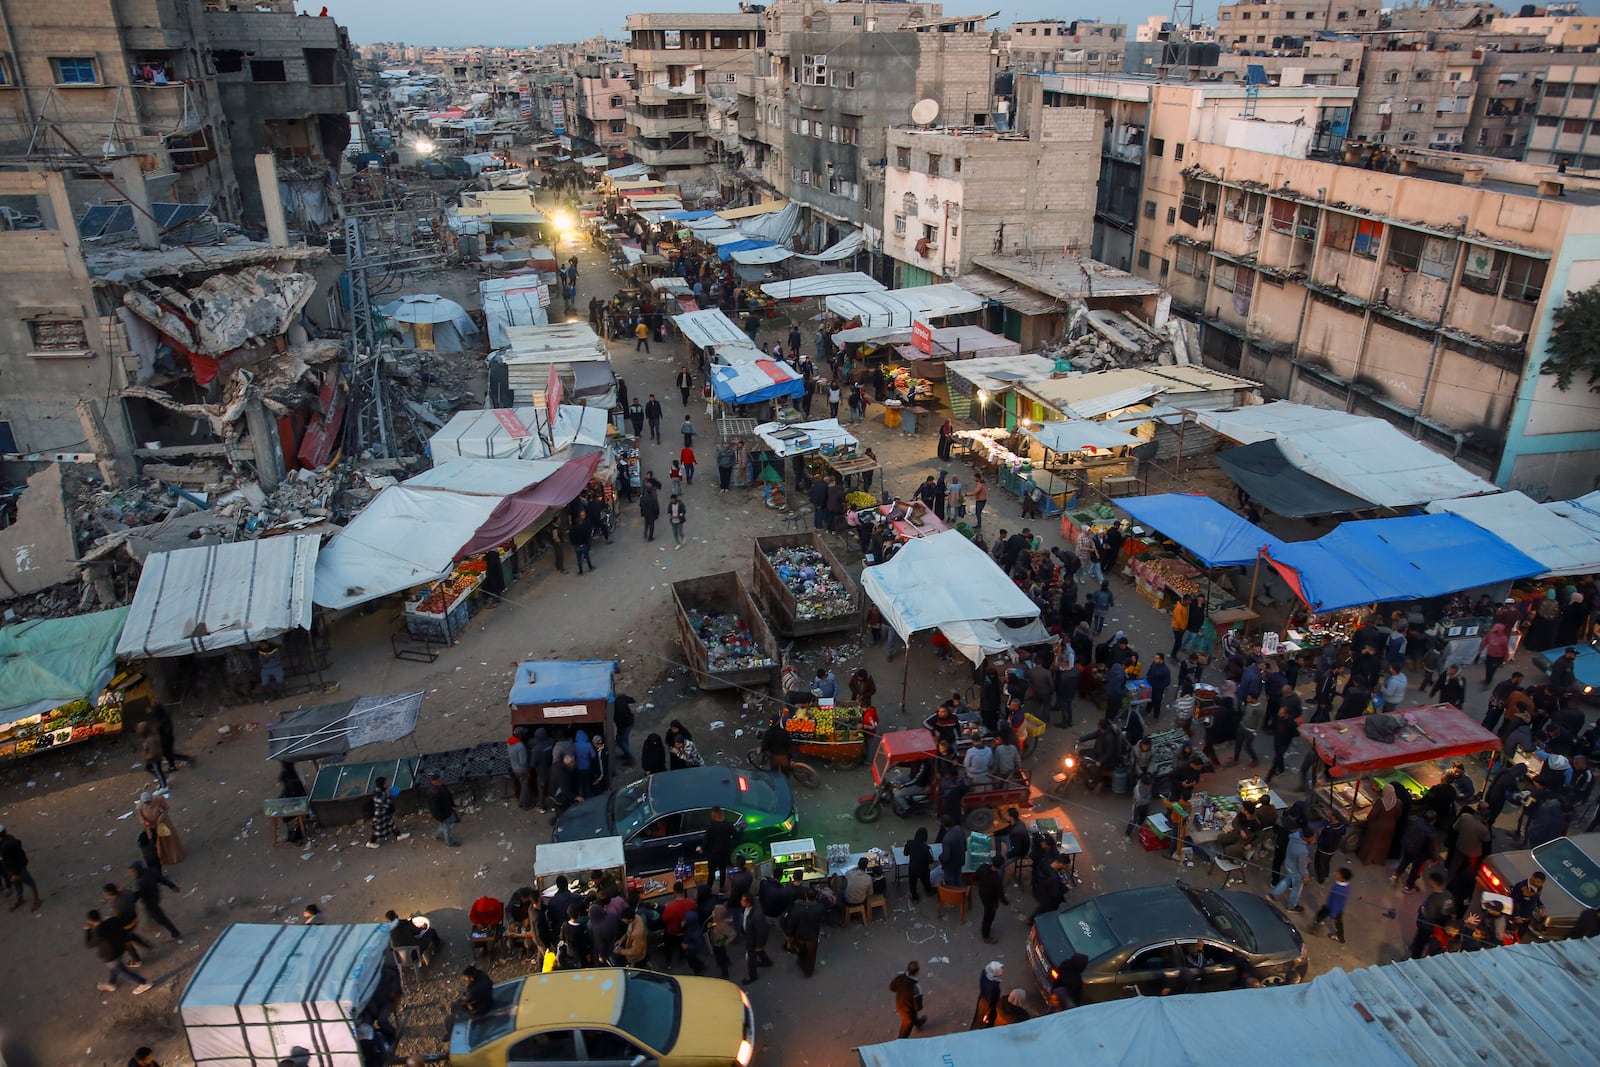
[450, 968, 754, 1067]
[554, 766, 797, 875]
[1027, 883, 1307, 1003]
[1477, 833, 1600, 940]
[420, 157, 473, 180]
[1531, 643, 1600, 700]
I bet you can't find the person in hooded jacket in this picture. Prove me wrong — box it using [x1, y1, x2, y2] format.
[641, 733, 667, 775]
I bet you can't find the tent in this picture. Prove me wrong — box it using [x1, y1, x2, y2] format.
[754, 418, 858, 457]
[1428, 491, 1600, 578]
[313, 454, 599, 609]
[117, 535, 319, 659]
[711, 360, 804, 404]
[265, 691, 425, 762]
[427, 406, 610, 463]
[1026, 419, 1144, 455]
[379, 294, 478, 353]
[1547, 490, 1600, 539]
[716, 238, 777, 261]
[1300, 703, 1499, 778]
[0, 607, 130, 725]
[1113, 494, 1288, 569]
[673, 308, 754, 351]
[1263, 513, 1546, 612]
[479, 275, 550, 349]
[860, 530, 1042, 664]
[760, 272, 886, 300]
[1213, 439, 1372, 518]
[824, 284, 985, 328]
[181, 923, 391, 1067]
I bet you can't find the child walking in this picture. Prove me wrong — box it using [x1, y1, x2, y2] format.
[1312, 867, 1352, 944]
[1091, 581, 1115, 634]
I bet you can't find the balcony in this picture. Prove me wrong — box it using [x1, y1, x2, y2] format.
[633, 143, 708, 166]
[636, 82, 704, 105]
[625, 107, 703, 137]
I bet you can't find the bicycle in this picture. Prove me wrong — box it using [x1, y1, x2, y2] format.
[745, 745, 819, 789]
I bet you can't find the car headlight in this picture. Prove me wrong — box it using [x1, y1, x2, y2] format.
[779, 814, 796, 832]
[737, 1039, 754, 1066]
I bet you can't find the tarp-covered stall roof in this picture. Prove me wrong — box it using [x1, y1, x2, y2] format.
[673, 308, 753, 351]
[265, 691, 424, 762]
[1025, 419, 1143, 454]
[1300, 703, 1500, 778]
[1017, 368, 1170, 420]
[182, 923, 391, 1067]
[313, 455, 599, 609]
[754, 418, 857, 457]
[1428, 491, 1600, 578]
[760, 272, 886, 300]
[502, 322, 609, 363]
[1194, 402, 1498, 508]
[860, 530, 1042, 664]
[1114, 493, 1288, 569]
[943, 353, 1059, 396]
[479, 276, 549, 350]
[1214, 439, 1373, 518]
[427, 406, 609, 463]
[824, 284, 985, 328]
[118, 536, 319, 659]
[1547, 490, 1600, 539]
[0, 607, 130, 725]
[711, 359, 804, 404]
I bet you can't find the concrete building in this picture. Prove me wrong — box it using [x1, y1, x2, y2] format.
[623, 10, 762, 194]
[1488, 9, 1600, 49]
[1215, 0, 1382, 53]
[880, 107, 1101, 284]
[572, 61, 635, 157]
[1347, 45, 1482, 151]
[1144, 137, 1600, 496]
[1007, 19, 1127, 75]
[1525, 63, 1600, 168]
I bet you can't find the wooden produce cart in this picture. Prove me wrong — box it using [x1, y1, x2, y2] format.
[508, 659, 615, 730]
[784, 702, 867, 764]
[671, 571, 780, 693]
[753, 533, 862, 638]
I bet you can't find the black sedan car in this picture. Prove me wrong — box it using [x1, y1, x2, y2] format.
[554, 767, 798, 875]
[1027, 882, 1307, 1002]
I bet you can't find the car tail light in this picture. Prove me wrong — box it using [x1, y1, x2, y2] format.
[1481, 868, 1503, 890]
[737, 775, 749, 791]
[737, 1040, 754, 1066]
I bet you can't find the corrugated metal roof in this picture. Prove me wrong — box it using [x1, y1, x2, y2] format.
[1345, 938, 1600, 1067]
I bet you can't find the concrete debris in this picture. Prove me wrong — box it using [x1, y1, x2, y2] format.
[122, 267, 317, 355]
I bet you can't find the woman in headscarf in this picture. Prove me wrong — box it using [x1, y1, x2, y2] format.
[904, 827, 934, 901]
[995, 988, 1033, 1026]
[1558, 592, 1587, 647]
[640, 733, 667, 775]
[1358, 782, 1402, 867]
[969, 960, 1005, 1030]
[136, 790, 185, 867]
[1527, 588, 1561, 651]
[573, 729, 596, 798]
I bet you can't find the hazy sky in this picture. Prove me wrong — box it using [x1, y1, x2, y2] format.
[324, 0, 1160, 48]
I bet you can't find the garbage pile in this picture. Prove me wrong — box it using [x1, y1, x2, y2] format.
[688, 610, 776, 672]
[766, 545, 855, 622]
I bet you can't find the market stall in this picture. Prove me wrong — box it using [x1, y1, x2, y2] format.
[0, 607, 134, 766]
[671, 571, 780, 692]
[534, 837, 627, 897]
[753, 533, 861, 637]
[508, 658, 616, 729]
[783, 702, 869, 764]
[1113, 492, 1285, 618]
[1427, 491, 1600, 578]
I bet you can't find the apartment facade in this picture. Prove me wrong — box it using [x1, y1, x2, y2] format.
[1526, 63, 1600, 169]
[1007, 20, 1127, 75]
[880, 108, 1100, 283]
[1215, 0, 1382, 53]
[623, 11, 762, 194]
[572, 61, 635, 157]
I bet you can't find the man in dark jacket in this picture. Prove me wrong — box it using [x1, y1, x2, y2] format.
[84, 909, 150, 993]
[0, 825, 41, 911]
[1409, 871, 1457, 959]
[1430, 665, 1468, 709]
[1145, 654, 1172, 719]
[569, 510, 594, 575]
[1396, 811, 1440, 891]
[427, 774, 460, 847]
[939, 817, 967, 887]
[1028, 857, 1069, 920]
[782, 888, 827, 977]
[643, 395, 663, 443]
[890, 962, 926, 1037]
[703, 807, 738, 890]
[739, 894, 772, 985]
[975, 861, 1008, 944]
[126, 862, 182, 941]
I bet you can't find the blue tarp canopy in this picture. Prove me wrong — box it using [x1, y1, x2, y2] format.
[711, 359, 805, 403]
[663, 209, 718, 221]
[716, 239, 776, 261]
[507, 659, 616, 706]
[1264, 513, 1546, 612]
[1114, 493, 1289, 568]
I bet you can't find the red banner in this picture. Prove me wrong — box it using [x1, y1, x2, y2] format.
[911, 319, 933, 354]
[545, 365, 564, 431]
[493, 408, 531, 439]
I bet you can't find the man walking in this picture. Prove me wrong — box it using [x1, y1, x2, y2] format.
[739, 893, 772, 986]
[126, 862, 183, 941]
[635, 319, 650, 353]
[0, 825, 41, 912]
[427, 773, 461, 847]
[507, 735, 533, 810]
[569, 508, 594, 575]
[675, 366, 693, 406]
[1170, 596, 1191, 658]
[667, 494, 687, 546]
[643, 394, 663, 443]
[782, 887, 827, 977]
[976, 860, 1008, 944]
[890, 962, 926, 1038]
[1269, 827, 1314, 912]
[628, 400, 645, 438]
[640, 471, 661, 541]
[84, 909, 151, 995]
[1311, 867, 1352, 944]
[1409, 871, 1457, 958]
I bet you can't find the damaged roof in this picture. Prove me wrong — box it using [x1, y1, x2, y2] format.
[121, 266, 317, 356]
[85, 241, 324, 284]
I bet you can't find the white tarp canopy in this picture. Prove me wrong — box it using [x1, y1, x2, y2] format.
[313, 459, 565, 608]
[706, 230, 759, 247]
[479, 275, 549, 350]
[761, 272, 887, 300]
[604, 163, 651, 180]
[939, 617, 1054, 666]
[685, 215, 735, 231]
[428, 406, 609, 463]
[1428, 491, 1600, 577]
[181, 923, 391, 1067]
[1026, 419, 1144, 453]
[824, 284, 985, 327]
[673, 308, 751, 350]
[754, 418, 857, 457]
[730, 245, 794, 265]
[117, 535, 319, 658]
[1547, 490, 1600, 539]
[1194, 402, 1497, 507]
[734, 201, 802, 243]
[379, 294, 479, 353]
[737, 231, 863, 265]
[944, 354, 1060, 396]
[860, 530, 1042, 663]
[503, 321, 609, 363]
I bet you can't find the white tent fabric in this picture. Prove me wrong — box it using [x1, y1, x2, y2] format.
[797, 230, 864, 261]
[1026, 419, 1144, 453]
[707, 230, 758, 247]
[427, 406, 607, 463]
[824, 284, 985, 327]
[479, 276, 549, 350]
[730, 245, 794, 265]
[603, 163, 650, 180]
[379, 295, 478, 351]
[685, 216, 734, 231]
[673, 308, 752, 350]
[944, 354, 1060, 395]
[314, 460, 563, 609]
[735, 201, 803, 243]
[940, 617, 1054, 666]
[1195, 402, 1497, 507]
[502, 322, 610, 363]
[1547, 490, 1600, 539]
[181, 923, 391, 1067]
[761, 272, 887, 300]
[1427, 491, 1600, 577]
[117, 535, 319, 658]
[860, 531, 1042, 655]
[754, 418, 858, 457]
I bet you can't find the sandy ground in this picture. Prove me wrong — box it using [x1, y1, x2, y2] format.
[0, 202, 1520, 1067]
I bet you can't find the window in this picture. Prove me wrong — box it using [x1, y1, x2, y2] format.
[1460, 246, 1505, 294]
[610, 95, 625, 108]
[829, 124, 839, 142]
[663, 29, 681, 48]
[1234, 267, 1256, 310]
[894, 213, 907, 236]
[953, 157, 962, 173]
[250, 59, 287, 82]
[921, 223, 937, 244]
[895, 146, 910, 169]
[1150, 137, 1165, 157]
[1175, 244, 1209, 279]
[1143, 199, 1157, 219]
[1387, 228, 1425, 271]
[1503, 254, 1546, 303]
[1286, 9, 1298, 17]
[212, 49, 244, 73]
[1415, 70, 1431, 81]
[1174, 143, 1184, 162]
[609, 120, 625, 134]
[1409, 101, 1424, 113]
[1269, 198, 1296, 234]
[508, 1030, 579, 1060]
[304, 48, 337, 84]
[582, 1031, 646, 1059]
[926, 153, 941, 175]
[802, 54, 828, 86]
[52, 57, 98, 84]
[1214, 262, 1238, 291]
[1160, 257, 1170, 279]
[790, 116, 799, 133]
[1337, 8, 1349, 18]
[1353, 218, 1383, 258]
[1547, 82, 1572, 99]
[1419, 236, 1455, 279]
[1323, 212, 1354, 252]
[1566, 118, 1588, 136]
[1137, 250, 1152, 270]
[902, 191, 918, 217]
[28, 318, 89, 353]
[1167, 206, 1177, 224]
[1537, 115, 1559, 128]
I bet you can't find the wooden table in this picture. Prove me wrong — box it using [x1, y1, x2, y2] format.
[264, 797, 313, 847]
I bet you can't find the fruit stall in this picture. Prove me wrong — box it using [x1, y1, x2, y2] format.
[784, 702, 867, 764]
[671, 571, 780, 693]
[0, 692, 125, 765]
[753, 533, 861, 637]
[402, 559, 487, 644]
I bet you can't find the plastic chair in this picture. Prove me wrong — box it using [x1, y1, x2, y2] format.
[936, 883, 969, 923]
[392, 945, 424, 992]
[844, 901, 870, 927]
[866, 893, 889, 923]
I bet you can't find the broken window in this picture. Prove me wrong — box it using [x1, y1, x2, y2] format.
[1419, 236, 1455, 279]
[1460, 246, 1505, 294]
[1387, 228, 1426, 272]
[250, 59, 287, 82]
[1503, 254, 1546, 303]
[213, 50, 244, 74]
[1175, 244, 1209, 280]
[1269, 198, 1296, 234]
[304, 48, 337, 85]
[28, 318, 89, 354]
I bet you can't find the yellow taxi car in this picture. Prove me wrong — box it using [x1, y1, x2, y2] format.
[448, 967, 755, 1067]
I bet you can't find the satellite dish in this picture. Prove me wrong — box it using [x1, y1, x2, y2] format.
[911, 98, 940, 126]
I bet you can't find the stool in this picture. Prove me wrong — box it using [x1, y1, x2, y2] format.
[1212, 855, 1246, 888]
[844, 902, 870, 927]
[392, 945, 424, 992]
[866, 893, 889, 923]
[936, 884, 969, 923]
[1011, 855, 1034, 889]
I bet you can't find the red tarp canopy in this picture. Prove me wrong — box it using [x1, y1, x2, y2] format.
[1299, 704, 1501, 778]
[456, 452, 601, 557]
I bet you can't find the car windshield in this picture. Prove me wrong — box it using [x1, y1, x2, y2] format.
[1183, 886, 1257, 952]
[617, 970, 681, 1052]
[610, 777, 654, 838]
[1533, 838, 1600, 908]
[1049, 900, 1121, 961]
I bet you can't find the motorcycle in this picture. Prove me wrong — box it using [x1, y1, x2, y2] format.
[1049, 751, 1080, 798]
[854, 774, 931, 823]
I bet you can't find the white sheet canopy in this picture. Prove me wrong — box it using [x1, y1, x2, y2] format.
[1026, 419, 1144, 453]
[1428, 491, 1600, 577]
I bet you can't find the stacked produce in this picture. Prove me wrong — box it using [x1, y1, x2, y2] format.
[1136, 555, 1200, 598]
[787, 703, 863, 742]
[0, 696, 123, 762]
[407, 567, 483, 616]
[767, 546, 855, 621]
[689, 610, 776, 672]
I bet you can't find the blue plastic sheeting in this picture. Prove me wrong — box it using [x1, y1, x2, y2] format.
[508, 659, 616, 706]
[716, 239, 775, 261]
[1114, 493, 1289, 568]
[1265, 513, 1545, 612]
[711, 360, 805, 403]
[663, 210, 718, 220]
